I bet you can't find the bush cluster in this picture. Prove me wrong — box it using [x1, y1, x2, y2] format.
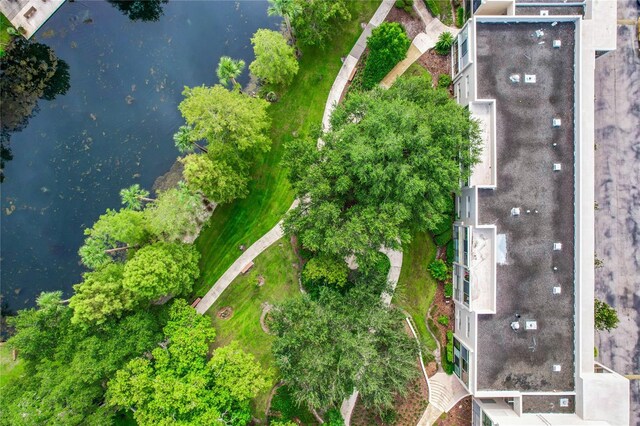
[437, 73, 453, 89]
[423, 0, 441, 16]
[428, 259, 448, 281]
[395, 0, 414, 13]
[434, 31, 454, 55]
[437, 315, 449, 326]
[456, 7, 465, 28]
[362, 22, 411, 89]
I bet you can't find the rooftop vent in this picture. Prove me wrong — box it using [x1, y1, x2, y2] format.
[553, 286, 562, 294]
[511, 207, 521, 216]
[553, 266, 558, 271]
[524, 74, 537, 83]
[510, 74, 521, 83]
[553, 364, 562, 372]
[554, 242, 562, 250]
[553, 40, 562, 48]
[560, 398, 569, 407]
[525, 320, 537, 330]
[540, 10, 549, 16]
[553, 163, 562, 171]
[511, 321, 520, 331]
[553, 118, 562, 127]
[535, 29, 545, 38]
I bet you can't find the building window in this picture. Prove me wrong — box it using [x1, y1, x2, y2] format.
[463, 274, 470, 306]
[463, 227, 470, 266]
[453, 337, 470, 387]
[482, 412, 494, 426]
[453, 225, 460, 263]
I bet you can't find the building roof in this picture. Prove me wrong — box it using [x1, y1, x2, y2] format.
[473, 20, 577, 392]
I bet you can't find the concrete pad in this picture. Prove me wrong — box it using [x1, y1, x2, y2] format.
[593, 0, 640, 420]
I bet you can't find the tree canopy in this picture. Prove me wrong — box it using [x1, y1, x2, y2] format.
[79, 208, 152, 269]
[107, 300, 270, 426]
[178, 85, 270, 154]
[290, 0, 351, 46]
[595, 298, 620, 332]
[181, 151, 249, 204]
[269, 286, 418, 413]
[122, 241, 200, 301]
[250, 29, 299, 87]
[216, 56, 246, 88]
[145, 185, 203, 242]
[284, 75, 481, 268]
[69, 263, 136, 326]
[1, 292, 163, 425]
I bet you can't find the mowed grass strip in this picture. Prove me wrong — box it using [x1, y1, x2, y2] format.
[193, 1, 381, 296]
[207, 238, 300, 420]
[392, 231, 439, 352]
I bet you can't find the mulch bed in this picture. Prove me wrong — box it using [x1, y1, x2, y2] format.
[436, 396, 472, 426]
[429, 279, 454, 353]
[417, 49, 452, 83]
[385, 6, 425, 40]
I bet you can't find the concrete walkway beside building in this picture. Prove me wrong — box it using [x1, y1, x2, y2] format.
[593, 0, 640, 420]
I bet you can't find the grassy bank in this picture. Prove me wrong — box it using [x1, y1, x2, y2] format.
[392, 232, 439, 352]
[207, 238, 301, 420]
[1, 14, 14, 56]
[0, 343, 24, 388]
[194, 1, 381, 296]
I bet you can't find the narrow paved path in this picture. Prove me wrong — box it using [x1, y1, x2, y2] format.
[195, 200, 297, 314]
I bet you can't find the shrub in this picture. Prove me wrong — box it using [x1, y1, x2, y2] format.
[362, 22, 411, 89]
[395, 0, 414, 13]
[456, 7, 465, 28]
[438, 315, 449, 326]
[446, 239, 455, 266]
[437, 74, 453, 89]
[428, 259, 448, 281]
[325, 408, 344, 426]
[594, 298, 620, 331]
[423, 350, 436, 364]
[434, 31, 454, 55]
[444, 283, 453, 298]
[381, 408, 397, 425]
[423, 0, 440, 16]
[265, 91, 278, 102]
[446, 331, 454, 362]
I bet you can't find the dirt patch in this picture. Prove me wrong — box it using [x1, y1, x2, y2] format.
[257, 274, 265, 287]
[290, 235, 307, 270]
[416, 50, 452, 84]
[426, 360, 438, 377]
[216, 306, 233, 320]
[385, 6, 425, 40]
[436, 396, 472, 426]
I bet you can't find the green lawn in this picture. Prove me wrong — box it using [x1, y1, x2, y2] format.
[1, 14, 14, 56]
[206, 237, 301, 421]
[391, 232, 439, 352]
[0, 343, 24, 388]
[193, 0, 381, 296]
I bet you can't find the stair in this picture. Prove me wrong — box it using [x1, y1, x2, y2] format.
[428, 378, 455, 412]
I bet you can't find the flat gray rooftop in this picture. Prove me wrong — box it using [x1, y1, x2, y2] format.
[475, 21, 577, 392]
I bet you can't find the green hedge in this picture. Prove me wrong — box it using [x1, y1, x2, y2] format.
[423, 0, 440, 16]
[456, 7, 465, 28]
[362, 22, 411, 89]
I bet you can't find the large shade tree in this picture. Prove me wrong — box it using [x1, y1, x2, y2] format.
[267, 0, 301, 43]
[249, 29, 299, 87]
[269, 285, 418, 413]
[284, 75, 481, 268]
[290, 0, 350, 46]
[176, 85, 270, 203]
[1, 292, 163, 425]
[107, 300, 270, 426]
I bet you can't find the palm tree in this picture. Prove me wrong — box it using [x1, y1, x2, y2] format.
[216, 56, 245, 88]
[268, 0, 300, 45]
[173, 125, 208, 154]
[120, 184, 155, 210]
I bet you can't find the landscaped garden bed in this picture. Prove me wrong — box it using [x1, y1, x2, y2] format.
[435, 396, 472, 425]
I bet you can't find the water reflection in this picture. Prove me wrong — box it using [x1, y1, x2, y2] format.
[108, 0, 169, 22]
[0, 38, 71, 181]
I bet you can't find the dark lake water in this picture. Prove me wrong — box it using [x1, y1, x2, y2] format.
[1, 0, 277, 311]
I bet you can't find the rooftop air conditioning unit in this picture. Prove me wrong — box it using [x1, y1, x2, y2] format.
[540, 10, 549, 16]
[553, 40, 562, 48]
[525, 320, 537, 330]
[511, 207, 521, 216]
[553, 118, 562, 127]
[560, 398, 569, 407]
[554, 242, 562, 250]
[553, 163, 562, 171]
[553, 286, 562, 294]
[553, 364, 562, 372]
[524, 74, 537, 83]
